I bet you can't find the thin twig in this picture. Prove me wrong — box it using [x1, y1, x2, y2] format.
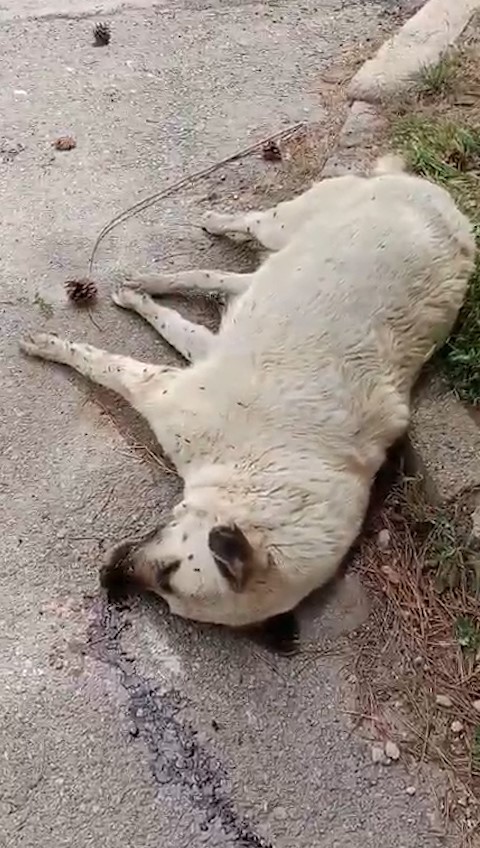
[87, 307, 104, 332]
[88, 122, 305, 273]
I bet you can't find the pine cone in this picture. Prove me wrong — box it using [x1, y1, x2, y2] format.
[53, 135, 76, 151]
[93, 22, 111, 46]
[262, 140, 282, 162]
[65, 278, 98, 305]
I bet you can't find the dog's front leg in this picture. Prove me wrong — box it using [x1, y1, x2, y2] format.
[20, 332, 179, 420]
[121, 269, 253, 297]
[112, 287, 214, 363]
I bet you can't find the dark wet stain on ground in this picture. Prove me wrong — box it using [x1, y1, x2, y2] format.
[86, 598, 273, 848]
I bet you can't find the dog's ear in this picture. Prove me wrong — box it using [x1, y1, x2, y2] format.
[208, 523, 253, 592]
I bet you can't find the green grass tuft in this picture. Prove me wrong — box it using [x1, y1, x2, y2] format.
[393, 117, 480, 405]
[416, 53, 460, 97]
[455, 615, 480, 652]
[33, 292, 54, 320]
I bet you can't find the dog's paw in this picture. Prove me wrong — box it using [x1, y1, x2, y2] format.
[256, 611, 300, 656]
[115, 269, 144, 290]
[122, 272, 172, 295]
[19, 331, 61, 359]
[202, 211, 228, 235]
[111, 285, 147, 310]
[120, 278, 143, 290]
[113, 266, 153, 291]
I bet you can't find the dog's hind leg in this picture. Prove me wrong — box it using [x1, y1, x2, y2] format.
[19, 332, 179, 417]
[202, 187, 321, 251]
[202, 207, 288, 250]
[121, 269, 253, 297]
[112, 287, 214, 363]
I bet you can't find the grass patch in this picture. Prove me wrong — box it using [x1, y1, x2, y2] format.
[392, 117, 480, 405]
[416, 53, 461, 97]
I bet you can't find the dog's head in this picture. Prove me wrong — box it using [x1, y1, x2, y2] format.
[100, 498, 275, 626]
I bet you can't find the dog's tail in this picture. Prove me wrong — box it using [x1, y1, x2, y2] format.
[372, 153, 406, 176]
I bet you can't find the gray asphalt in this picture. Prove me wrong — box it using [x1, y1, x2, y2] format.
[1, 1, 450, 846]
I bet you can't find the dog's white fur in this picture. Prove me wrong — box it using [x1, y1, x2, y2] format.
[21, 155, 475, 627]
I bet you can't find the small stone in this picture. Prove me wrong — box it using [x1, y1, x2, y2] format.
[385, 740, 400, 761]
[405, 785, 417, 796]
[371, 745, 385, 764]
[436, 694, 452, 708]
[53, 135, 76, 151]
[473, 699, 480, 713]
[451, 720, 463, 733]
[377, 528, 391, 550]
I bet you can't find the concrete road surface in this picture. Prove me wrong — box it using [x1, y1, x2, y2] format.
[1, 1, 448, 847]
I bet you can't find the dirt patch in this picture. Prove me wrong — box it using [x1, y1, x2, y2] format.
[350, 453, 480, 840]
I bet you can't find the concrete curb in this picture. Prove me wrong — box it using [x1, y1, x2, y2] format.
[406, 377, 480, 503]
[348, 0, 480, 103]
[321, 100, 386, 177]
[318, 0, 480, 505]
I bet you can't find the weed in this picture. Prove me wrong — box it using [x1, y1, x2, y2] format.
[400, 474, 480, 594]
[416, 53, 460, 97]
[427, 513, 467, 590]
[33, 292, 54, 319]
[455, 615, 480, 652]
[393, 118, 480, 404]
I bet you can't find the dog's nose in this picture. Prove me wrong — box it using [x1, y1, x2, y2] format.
[100, 539, 136, 599]
[156, 559, 181, 592]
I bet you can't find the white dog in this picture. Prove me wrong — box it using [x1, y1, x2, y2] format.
[20, 155, 475, 639]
